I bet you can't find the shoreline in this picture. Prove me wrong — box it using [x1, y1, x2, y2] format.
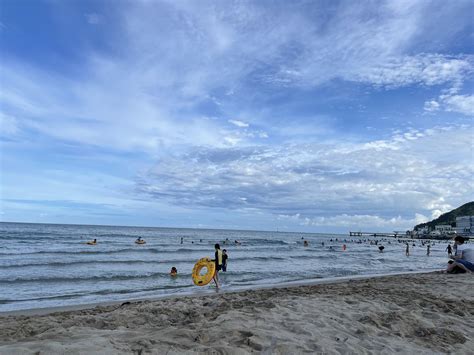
[1, 271, 472, 354]
[1, 269, 441, 316]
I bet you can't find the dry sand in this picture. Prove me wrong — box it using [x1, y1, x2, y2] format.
[0, 272, 473, 354]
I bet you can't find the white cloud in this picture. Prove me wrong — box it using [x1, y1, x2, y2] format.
[424, 100, 440, 112]
[424, 94, 474, 116]
[442, 94, 474, 116]
[137, 125, 474, 230]
[332, 54, 472, 89]
[1, 1, 473, 153]
[278, 212, 431, 230]
[1, 0, 473, 231]
[228, 119, 249, 128]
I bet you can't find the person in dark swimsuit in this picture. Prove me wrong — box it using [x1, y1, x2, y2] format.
[222, 249, 228, 272]
[446, 244, 452, 256]
[212, 243, 223, 287]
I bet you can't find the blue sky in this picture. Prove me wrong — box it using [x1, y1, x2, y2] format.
[0, 0, 473, 232]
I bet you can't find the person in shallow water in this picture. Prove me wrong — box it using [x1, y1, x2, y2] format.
[222, 249, 228, 272]
[378, 245, 385, 253]
[446, 244, 452, 256]
[405, 243, 410, 256]
[212, 243, 223, 287]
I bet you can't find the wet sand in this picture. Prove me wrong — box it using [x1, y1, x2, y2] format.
[0, 272, 473, 354]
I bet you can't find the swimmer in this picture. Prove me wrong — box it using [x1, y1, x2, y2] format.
[342, 244, 346, 251]
[378, 245, 385, 253]
[170, 267, 178, 277]
[303, 240, 309, 247]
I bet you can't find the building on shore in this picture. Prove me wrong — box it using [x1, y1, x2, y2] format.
[456, 216, 474, 235]
[434, 224, 455, 234]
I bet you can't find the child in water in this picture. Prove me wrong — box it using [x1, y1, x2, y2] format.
[446, 244, 452, 256]
[222, 249, 228, 272]
[170, 267, 177, 277]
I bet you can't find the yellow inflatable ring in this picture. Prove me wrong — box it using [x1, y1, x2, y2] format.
[192, 257, 216, 286]
[135, 240, 146, 244]
[86, 241, 96, 245]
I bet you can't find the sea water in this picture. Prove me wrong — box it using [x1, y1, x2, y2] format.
[0, 222, 450, 312]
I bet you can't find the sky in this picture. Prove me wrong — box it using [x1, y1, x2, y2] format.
[0, 0, 473, 233]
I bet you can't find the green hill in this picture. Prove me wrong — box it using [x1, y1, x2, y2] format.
[414, 201, 474, 231]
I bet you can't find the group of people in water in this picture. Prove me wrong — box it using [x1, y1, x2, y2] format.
[85, 233, 472, 289]
[86, 237, 147, 245]
[300, 236, 441, 257]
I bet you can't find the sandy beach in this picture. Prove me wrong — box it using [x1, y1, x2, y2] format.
[0, 272, 473, 354]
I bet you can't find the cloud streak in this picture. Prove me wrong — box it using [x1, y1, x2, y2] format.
[1, 0, 473, 153]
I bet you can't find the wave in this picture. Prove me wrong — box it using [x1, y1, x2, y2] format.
[0, 271, 176, 284]
[0, 268, 277, 284]
[0, 284, 194, 305]
[0, 247, 207, 257]
[0, 255, 289, 269]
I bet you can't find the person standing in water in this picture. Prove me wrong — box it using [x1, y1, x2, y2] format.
[222, 249, 228, 272]
[427, 244, 431, 256]
[446, 244, 452, 256]
[405, 243, 410, 256]
[212, 243, 223, 287]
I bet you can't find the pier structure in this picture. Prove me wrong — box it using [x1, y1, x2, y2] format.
[349, 231, 406, 238]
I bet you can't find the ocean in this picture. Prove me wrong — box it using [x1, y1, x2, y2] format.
[0, 222, 449, 312]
